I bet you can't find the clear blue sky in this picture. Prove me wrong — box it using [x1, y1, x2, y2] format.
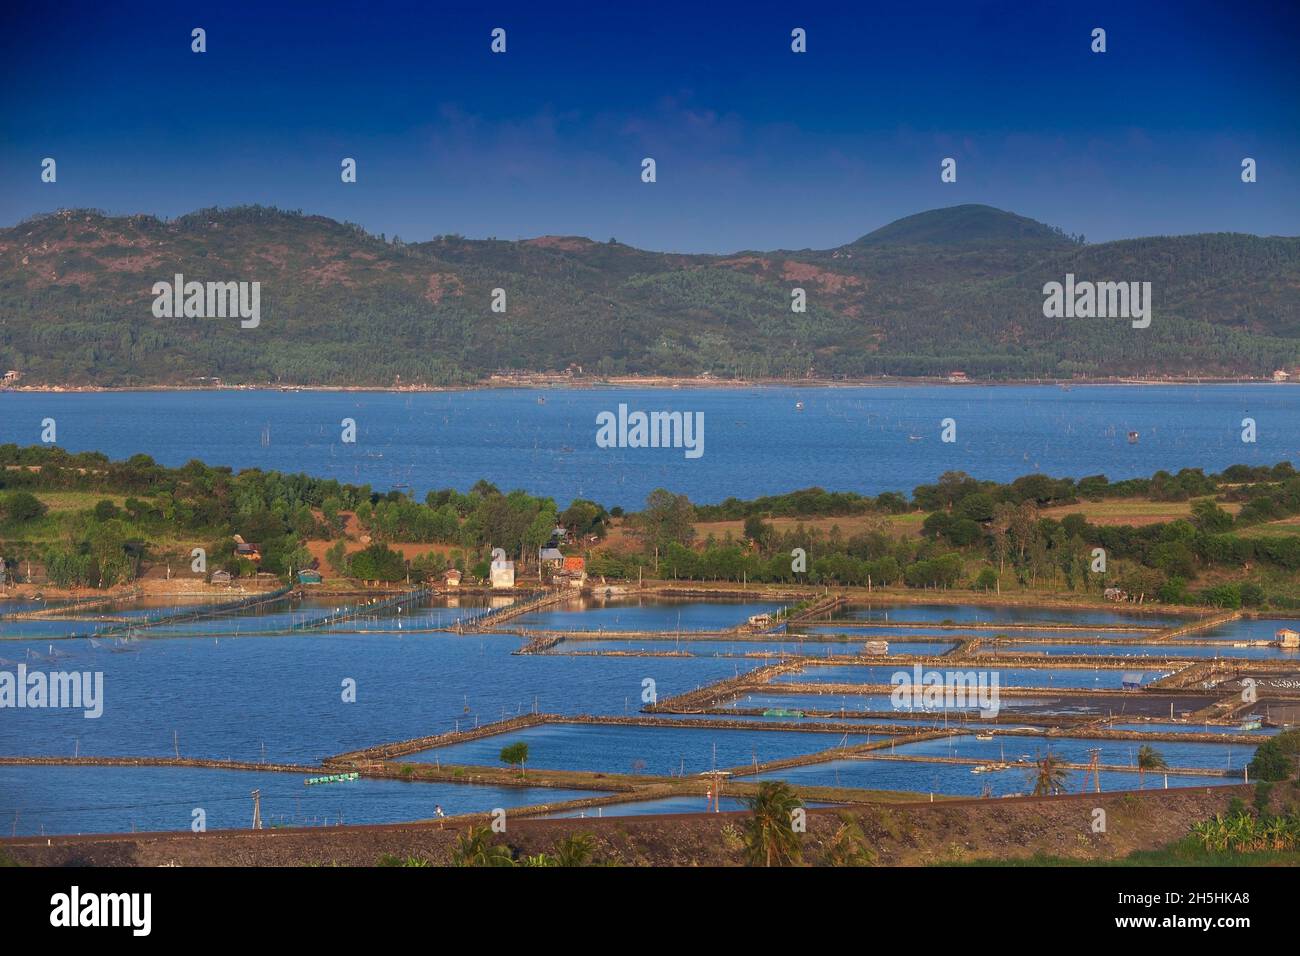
[1, 0, 1296, 252]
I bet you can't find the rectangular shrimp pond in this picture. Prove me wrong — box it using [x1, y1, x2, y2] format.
[0, 631, 771, 762]
[827, 603, 1188, 628]
[400, 722, 881, 776]
[543, 637, 958, 657]
[1, 592, 1282, 834]
[510, 596, 787, 632]
[0, 764, 605, 836]
[988, 641, 1300, 660]
[752, 759, 1232, 797]
[778, 663, 1170, 689]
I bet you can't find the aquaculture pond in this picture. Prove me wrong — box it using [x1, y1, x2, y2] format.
[403, 722, 873, 776]
[0, 594, 499, 639]
[545, 795, 750, 817]
[993, 641, 1299, 660]
[829, 603, 1183, 628]
[545, 638, 956, 657]
[782, 663, 1169, 689]
[0, 598, 66, 617]
[0, 764, 603, 836]
[1196, 618, 1300, 641]
[725, 691, 1059, 714]
[511, 597, 785, 632]
[797, 624, 1129, 641]
[1103, 722, 1279, 736]
[0, 632, 769, 762]
[752, 759, 1232, 797]
[894, 734, 1254, 770]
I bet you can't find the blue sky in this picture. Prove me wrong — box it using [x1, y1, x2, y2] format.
[1, 0, 1296, 252]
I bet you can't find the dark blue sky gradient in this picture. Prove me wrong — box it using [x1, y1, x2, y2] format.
[1, 0, 1296, 252]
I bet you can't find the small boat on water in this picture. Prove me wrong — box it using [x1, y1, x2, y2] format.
[795, 401, 804, 411]
[975, 732, 995, 741]
[304, 772, 359, 786]
[1127, 431, 1140, 444]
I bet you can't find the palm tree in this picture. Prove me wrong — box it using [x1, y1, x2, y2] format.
[450, 824, 515, 867]
[1137, 745, 1168, 789]
[552, 833, 596, 867]
[1029, 751, 1070, 796]
[742, 781, 804, 867]
[822, 813, 875, 867]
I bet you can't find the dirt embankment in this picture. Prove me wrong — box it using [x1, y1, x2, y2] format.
[3, 784, 1257, 867]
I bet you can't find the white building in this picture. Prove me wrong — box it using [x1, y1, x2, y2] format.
[490, 560, 515, 589]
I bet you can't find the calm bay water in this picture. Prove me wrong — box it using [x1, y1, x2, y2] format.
[2, 384, 1295, 506]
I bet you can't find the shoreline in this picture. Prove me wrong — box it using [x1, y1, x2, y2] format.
[3, 375, 1295, 394]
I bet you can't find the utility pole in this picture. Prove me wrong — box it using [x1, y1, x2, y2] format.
[251, 790, 262, 830]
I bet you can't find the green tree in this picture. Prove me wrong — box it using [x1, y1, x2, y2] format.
[3, 491, 47, 523]
[742, 781, 804, 867]
[1137, 744, 1168, 789]
[499, 741, 529, 778]
[638, 488, 695, 571]
[1029, 751, 1069, 796]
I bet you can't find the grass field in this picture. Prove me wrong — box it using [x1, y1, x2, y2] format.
[1040, 497, 1241, 526]
[957, 839, 1300, 867]
[28, 491, 130, 513]
[1235, 517, 1300, 539]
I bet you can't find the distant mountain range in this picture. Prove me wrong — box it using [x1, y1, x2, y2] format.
[1, 203, 1296, 386]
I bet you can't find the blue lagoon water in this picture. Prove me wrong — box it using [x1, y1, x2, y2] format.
[2, 385, 1295, 506]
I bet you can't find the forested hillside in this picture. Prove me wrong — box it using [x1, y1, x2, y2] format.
[0, 203, 1296, 385]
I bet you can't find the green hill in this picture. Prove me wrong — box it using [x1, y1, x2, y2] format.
[848, 203, 1076, 247]
[0, 204, 1296, 386]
